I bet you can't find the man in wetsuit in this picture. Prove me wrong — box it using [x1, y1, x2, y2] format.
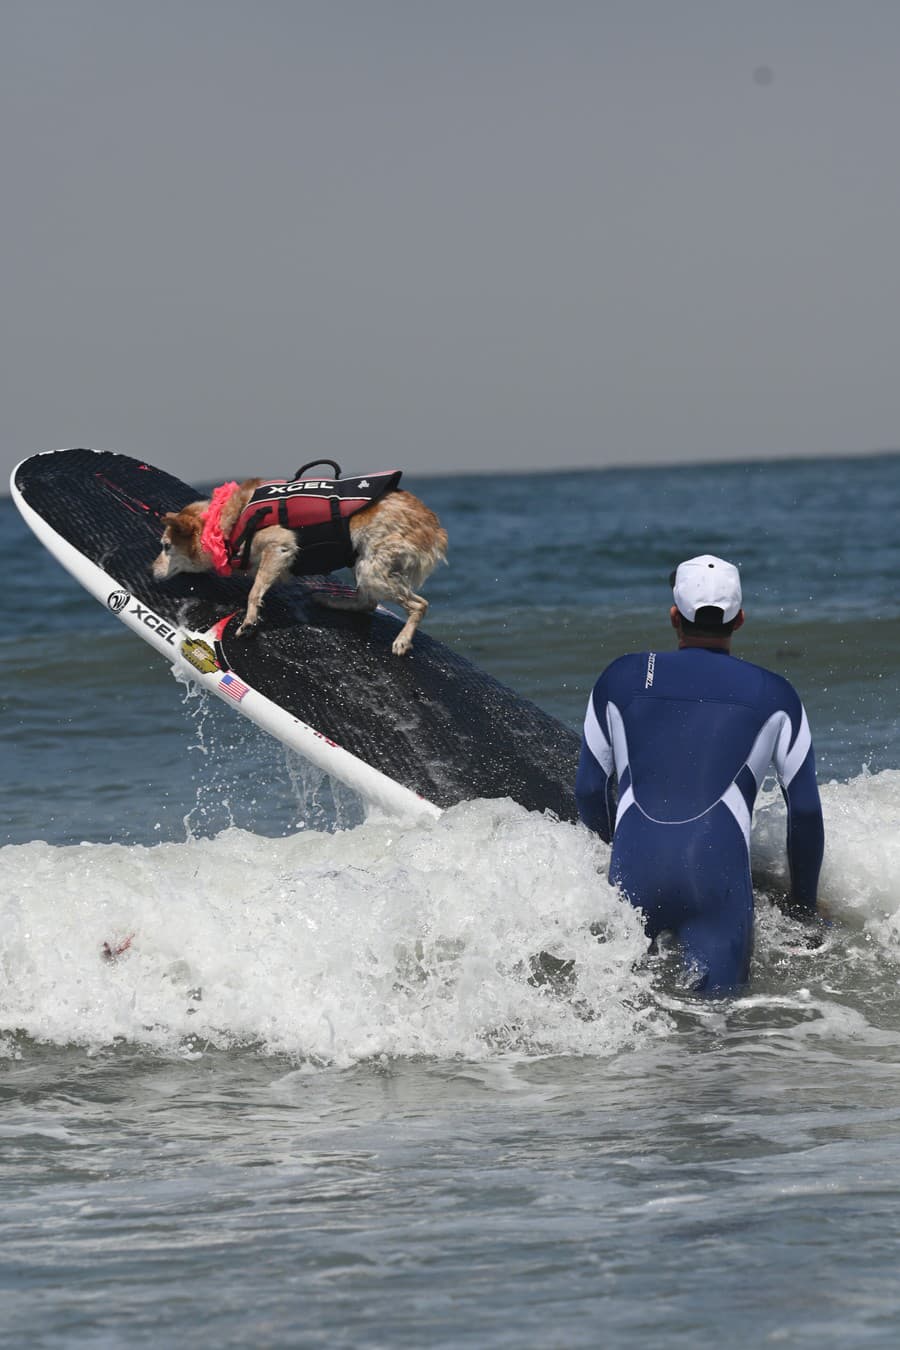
[575, 555, 825, 995]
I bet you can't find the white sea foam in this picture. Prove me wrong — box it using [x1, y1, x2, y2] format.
[0, 799, 656, 1061]
[752, 768, 900, 928]
[2, 772, 898, 1062]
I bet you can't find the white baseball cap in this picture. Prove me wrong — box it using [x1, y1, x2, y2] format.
[672, 555, 742, 623]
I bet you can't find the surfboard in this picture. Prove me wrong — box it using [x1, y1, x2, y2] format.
[11, 449, 581, 822]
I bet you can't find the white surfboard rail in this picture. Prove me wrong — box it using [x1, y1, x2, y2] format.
[11, 453, 443, 824]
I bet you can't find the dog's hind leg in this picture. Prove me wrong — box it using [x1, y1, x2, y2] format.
[312, 584, 423, 653]
[348, 553, 432, 655]
[387, 589, 429, 656]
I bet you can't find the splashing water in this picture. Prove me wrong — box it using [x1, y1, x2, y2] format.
[2, 772, 899, 1064]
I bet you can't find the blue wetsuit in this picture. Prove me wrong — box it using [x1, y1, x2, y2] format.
[575, 648, 825, 994]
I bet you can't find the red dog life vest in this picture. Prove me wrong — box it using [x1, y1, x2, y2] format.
[227, 471, 403, 576]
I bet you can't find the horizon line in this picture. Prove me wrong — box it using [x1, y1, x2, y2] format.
[3, 442, 898, 499]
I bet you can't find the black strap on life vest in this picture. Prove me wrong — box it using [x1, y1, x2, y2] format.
[287, 505, 357, 577]
[233, 520, 259, 572]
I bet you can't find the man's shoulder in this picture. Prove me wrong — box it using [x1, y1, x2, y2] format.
[732, 655, 802, 701]
[593, 652, 654, 696]
[597, 651, 651, 679]
[707, 654, 808, 723]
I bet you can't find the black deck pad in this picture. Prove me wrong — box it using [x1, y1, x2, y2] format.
[14, 449, 581, 818]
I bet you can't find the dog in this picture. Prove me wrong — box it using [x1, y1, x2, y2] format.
[151, 466, 447, 655]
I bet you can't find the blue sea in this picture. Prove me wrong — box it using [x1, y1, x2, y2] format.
[2, 452, 900, 1347]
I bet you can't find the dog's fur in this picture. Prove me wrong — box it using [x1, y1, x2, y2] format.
[151, 479, 447, 655]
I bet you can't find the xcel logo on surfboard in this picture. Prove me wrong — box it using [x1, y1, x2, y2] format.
[107, 590, 179, 646]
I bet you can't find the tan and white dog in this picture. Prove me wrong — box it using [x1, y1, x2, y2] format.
[151, 473, 447, 655]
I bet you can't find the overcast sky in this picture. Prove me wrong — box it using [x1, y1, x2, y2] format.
[3, 0, 900, 488]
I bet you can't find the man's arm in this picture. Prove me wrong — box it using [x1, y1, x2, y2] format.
[575, 678, 616, 844]
[774, 699, 825, 914]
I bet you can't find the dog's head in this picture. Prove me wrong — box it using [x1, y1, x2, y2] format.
[151, 501, 210, 579]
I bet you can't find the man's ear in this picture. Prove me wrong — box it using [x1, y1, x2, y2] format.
[733, 608, 745, 631]
[670, 605, 681, 631]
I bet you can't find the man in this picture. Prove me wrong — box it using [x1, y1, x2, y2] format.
[575, 554, 825, 995]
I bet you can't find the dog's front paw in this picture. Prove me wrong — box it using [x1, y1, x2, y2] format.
[234, 617, 258, 639]
[391, 634, 412, 656]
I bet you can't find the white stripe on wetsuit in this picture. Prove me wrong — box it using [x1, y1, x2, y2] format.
[777, 706, 812, 787]
[741, 708, 812, 789]
[583, 692, 614, 776]
[606, 704, 635, 822]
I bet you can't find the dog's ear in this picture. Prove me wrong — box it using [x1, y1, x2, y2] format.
[163, 509, 202, 543]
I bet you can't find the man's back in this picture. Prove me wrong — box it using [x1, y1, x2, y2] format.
[590, 647, 810, 823]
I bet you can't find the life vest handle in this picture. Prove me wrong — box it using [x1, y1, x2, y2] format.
[294, 459, 343, 479]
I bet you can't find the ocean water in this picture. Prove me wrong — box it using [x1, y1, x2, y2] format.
[2, 452, 900, 1347]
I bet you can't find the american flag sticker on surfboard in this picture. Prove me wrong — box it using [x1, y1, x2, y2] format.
[219, 673, 249, 703]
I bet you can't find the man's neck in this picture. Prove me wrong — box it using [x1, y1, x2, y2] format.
[677, 635, 732, 653]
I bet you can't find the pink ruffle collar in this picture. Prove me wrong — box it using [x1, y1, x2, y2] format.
[200, 481, 239, 576]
